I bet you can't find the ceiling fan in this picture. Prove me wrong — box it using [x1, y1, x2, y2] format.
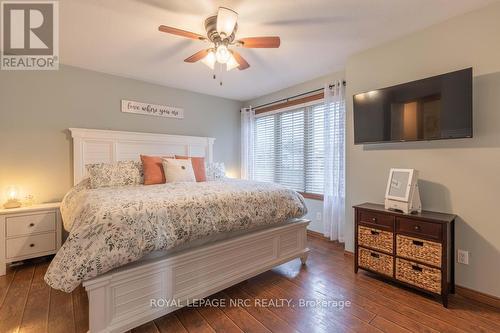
[158, 7, 281, 71]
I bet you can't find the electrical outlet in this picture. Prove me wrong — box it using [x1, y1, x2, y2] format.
[457, 249, 469, 265]
[316, 212, 322, 221]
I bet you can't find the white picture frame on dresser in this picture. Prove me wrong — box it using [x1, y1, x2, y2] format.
[0, 203, 62, 276]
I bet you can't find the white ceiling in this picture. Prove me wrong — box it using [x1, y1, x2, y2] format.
[60, 0, 496, 101]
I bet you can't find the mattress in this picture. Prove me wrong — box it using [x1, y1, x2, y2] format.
[44, 179, 307, 292]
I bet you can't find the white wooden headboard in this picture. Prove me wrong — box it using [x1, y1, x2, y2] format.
[70, 128, 215, 185]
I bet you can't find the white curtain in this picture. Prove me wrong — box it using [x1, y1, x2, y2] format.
[241, 107, 255, 180]
[322, 81, 346, 242]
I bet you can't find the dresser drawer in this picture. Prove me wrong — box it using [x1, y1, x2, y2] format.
[359, 211, 394, 231]
[397, 235, 442, 267]
[358, 247, 393, 277]
[358, 226, 393, 254]
[396, 258, 441, 294]
[6, 212, 56, 237]
[397, 217, 442, 241]
[6, 233, 56, 259]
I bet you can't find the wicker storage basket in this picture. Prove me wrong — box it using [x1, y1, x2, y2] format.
[397, 235, 441, 267]
[358, 226, 393, 253]
[358, 247, 393, 277]
[396, 258, 441, 294]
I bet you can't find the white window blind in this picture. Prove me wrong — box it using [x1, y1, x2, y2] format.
[254, 102, 332, 195]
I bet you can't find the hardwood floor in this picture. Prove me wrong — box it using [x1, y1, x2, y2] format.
[1, 236, 499, 333]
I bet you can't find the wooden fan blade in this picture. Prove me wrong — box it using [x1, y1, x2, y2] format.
[158, 25, 206, 41]
[237, 36, 280, 48]
[184, 49, 209, 63]
[232, 51, 250, 70]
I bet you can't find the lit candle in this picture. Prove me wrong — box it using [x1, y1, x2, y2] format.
[7, 186, 19, 200]
[4, 186, 22, 209]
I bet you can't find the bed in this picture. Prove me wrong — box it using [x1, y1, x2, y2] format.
[47, 128, 310, 333]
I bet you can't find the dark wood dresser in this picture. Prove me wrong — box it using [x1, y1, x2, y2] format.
[354, 203, 456, 307]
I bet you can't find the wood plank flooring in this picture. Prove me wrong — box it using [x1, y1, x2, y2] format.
[1, 236, 499, 333]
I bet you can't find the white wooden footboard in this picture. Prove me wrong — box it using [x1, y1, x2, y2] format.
[83, 220, 310, 333]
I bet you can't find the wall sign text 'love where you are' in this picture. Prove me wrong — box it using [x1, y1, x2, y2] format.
[121, 100, 184, 119]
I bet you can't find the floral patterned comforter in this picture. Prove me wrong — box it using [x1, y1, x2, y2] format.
[44, 179, 307, 292]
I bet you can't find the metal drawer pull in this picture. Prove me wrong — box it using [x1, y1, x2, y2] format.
[371, 217, 377, 222]
[411, 265, 423, 272]
[29, 223, 35, 227]
[30, 243, 35, 247]
[413, 225, 421, 231]
[412, 240, 424, 246]
[370, 230, 379, 235]
[370, 252, 380, 258]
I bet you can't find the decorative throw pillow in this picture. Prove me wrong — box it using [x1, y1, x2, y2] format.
[140, 155, 173, 185]
[86, 160, 143, 189]
[206, 162, 226, 181]
[175, 155, 207, 182]
[162, 158, 196, 183]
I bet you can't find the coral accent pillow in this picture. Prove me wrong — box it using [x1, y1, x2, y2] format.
[175, 155, 207, 182]
[140, 155, 173, 185]
[162, 158, 196, 183]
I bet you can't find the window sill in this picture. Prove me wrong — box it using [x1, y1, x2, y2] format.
[299, 192, 324, 201]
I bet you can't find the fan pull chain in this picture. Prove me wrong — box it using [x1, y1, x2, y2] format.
[222, 67, 225, 85]
[216, 62, 223, 86]
[210, 63, 224, 86]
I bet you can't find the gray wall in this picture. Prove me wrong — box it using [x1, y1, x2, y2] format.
[248, 2, 500, 297]
[0, 65, 242, 204]
[246, 72, 345, 234]
[345, 2, 500, 297]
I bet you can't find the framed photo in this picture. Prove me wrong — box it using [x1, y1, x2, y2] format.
[385, 168, 415, 202]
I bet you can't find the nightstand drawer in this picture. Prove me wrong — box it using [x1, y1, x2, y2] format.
[6, 212, 56, 237]
[6, 233, 56, 259]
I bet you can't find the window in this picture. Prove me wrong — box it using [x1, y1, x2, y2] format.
[253, 102, 331, 196]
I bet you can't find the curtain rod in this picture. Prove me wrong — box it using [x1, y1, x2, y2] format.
[250, 80, 346, 111]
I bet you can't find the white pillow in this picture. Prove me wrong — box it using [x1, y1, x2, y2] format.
[162, 158, 196, 183]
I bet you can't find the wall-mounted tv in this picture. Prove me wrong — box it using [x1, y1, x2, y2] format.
[353, 68, 472, 144]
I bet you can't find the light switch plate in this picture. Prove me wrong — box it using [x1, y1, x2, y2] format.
[457, 249, 469, 265]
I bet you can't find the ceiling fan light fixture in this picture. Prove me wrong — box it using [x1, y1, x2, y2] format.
[226, 53, 240, 71]
[158, 7, 280, 73]
[201, 49, 216, 69]
[216, 7, 238, 37]
[215, 44, 231, 64]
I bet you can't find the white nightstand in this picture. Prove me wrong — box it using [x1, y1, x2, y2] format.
[0, 202, 62, 276]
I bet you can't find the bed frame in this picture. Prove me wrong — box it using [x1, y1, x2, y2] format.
[69, 128, 310, 333]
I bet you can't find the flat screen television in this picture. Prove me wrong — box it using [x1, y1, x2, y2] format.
[353, 68, 472, 144]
